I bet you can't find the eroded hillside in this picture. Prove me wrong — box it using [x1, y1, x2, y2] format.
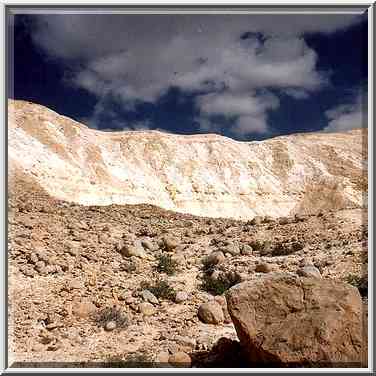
[8, 99, 367, 220]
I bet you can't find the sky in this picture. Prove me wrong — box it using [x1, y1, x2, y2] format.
[9, 12, 368, 141]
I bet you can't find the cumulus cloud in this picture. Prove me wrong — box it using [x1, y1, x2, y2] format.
[324, 88, 367, 132]
[27, 13, 362, 136]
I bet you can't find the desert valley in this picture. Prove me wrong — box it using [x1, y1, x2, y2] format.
[8, 99, 368, 367]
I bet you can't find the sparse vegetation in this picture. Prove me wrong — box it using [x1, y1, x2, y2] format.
[250, 239, 272, 255]
[92, 306, 129, 330]
[120, 260, 137, 273]
[271, 241, 304, 256]
[345, 274, 368, 297]
[140, 278, 176, 301]
[201, 258, 216, 274]
[155, 253, 179, 275]
[201, 271, 241, 296]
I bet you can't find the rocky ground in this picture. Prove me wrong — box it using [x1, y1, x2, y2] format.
[8, 177, 368, 368]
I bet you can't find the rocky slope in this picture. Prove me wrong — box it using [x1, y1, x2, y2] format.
[8, 179, 368, 367]
[8, 99, 367, 220]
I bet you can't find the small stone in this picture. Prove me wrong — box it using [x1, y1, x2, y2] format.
[20, 265, 35, 277]
[72, 300, 97, 318]
[263, 215, 274, 223]
[69, 279, 83, 289]
[223, 243, 240, 256]
[38, 331, 54, 344]
[250, 216, 263, 225]
[118, 290, 132, 301]
[120, 244, 147, 259]
[175, 291, 188, 303]
[139, 302, 156, 316]
[297, 265, 322, 279]
[279, 217, 290, 225]
[255, 262, 272, 273]
[29, 253, 39, 264]
[65, 242, 79, 256]
[141, 290, 159, 305]
[45, 322, 59, 330]
[203, 251, 225, 267]
[163, 236, 179, 252]
[47, 341, 61, 351]
[141, 239, 157, 251]
[241, 244, 253, 255]
[173, 335, 196, 349]
[198, 301, 224, 325]
[105, 321, 117, 331]
[168, 351, 191, 367]
[35, 260, 46, 273]
[156, 351, 169, 364]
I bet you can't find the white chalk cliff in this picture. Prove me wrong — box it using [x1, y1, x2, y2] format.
[8, 99, 367, 219]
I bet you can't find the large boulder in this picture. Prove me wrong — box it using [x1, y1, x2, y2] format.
[225, 273, 364, 366]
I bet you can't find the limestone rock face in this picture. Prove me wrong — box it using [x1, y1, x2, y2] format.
[8, 99, 367, 220]
[225, 273, 364, 366]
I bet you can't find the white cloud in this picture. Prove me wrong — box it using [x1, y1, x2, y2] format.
[28, 13, 362, 136]
[324, 88, 367, 132]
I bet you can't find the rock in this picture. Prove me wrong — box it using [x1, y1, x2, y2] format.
[45, 322, 60, 330]
[250, 216, 263, 225]
[226, 274, 363, 366]
[241, 244, 253, 255]
[173, 335, 196, 349]
[203, 251, 225, 267]
[119, 243, 147, 259]
[66, 245, 79, 256]
[297, 265, 322, 279]
[141, 238, 157, 251]
[278, 217, 290, 225]
[156, 351, 169, 364]
[72, 300, 97, 319]
[175, 291, 188, 303]
[214, 295, 232, 324]
[35, 260, 46, 274]
[139, 302, 156, 316]
[38, 330, 55, 345]
[29, 253, 39, 264]
[105, 321, 117, 331]
[141, 289, 159, 304]
[168, 351, 191, 367]
[47, 341, 62, 351]
[162, 236, 179, 252]
[198, 301, 224, 325]
[223, 243, 240, 256]
[255, 262, 272, 273]
[69, 279, 83, 290]
[263, 215, 274, 223]
[19, 265, 35, 277]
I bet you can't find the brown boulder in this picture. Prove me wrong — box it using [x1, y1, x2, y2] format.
[225, 273, 363, 366]
[198, 301, 224, 325]
[168, 351, 191, 367]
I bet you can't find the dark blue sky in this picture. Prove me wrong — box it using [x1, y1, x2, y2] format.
[10, 13, 367, 140]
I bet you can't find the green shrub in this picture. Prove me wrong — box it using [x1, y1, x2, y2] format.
[345, 274, 368, 297]
[200, 272, 241, 296]
[120, 260, 137, 273]
[140, 278, 176, 301]
[250, 239, 272, 255]
[155, 254, 179, 275]
[92, 306, 128, 330]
